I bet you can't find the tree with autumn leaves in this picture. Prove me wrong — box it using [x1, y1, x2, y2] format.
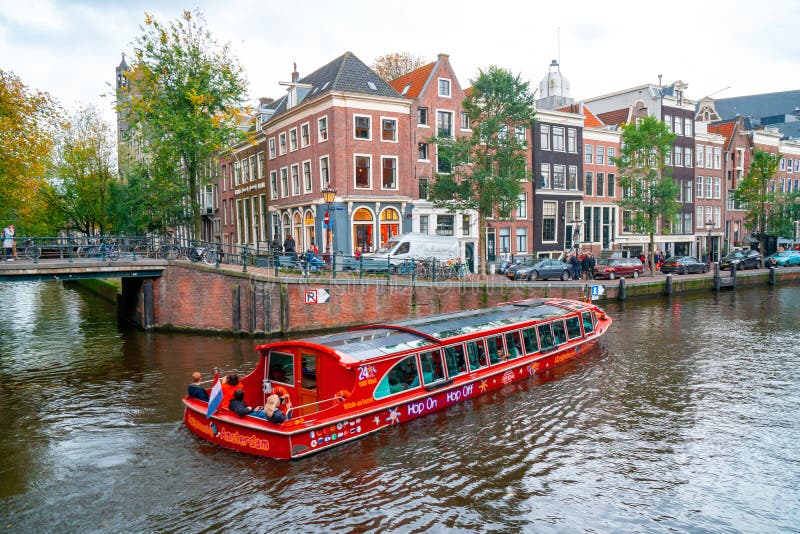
[118, 9, 250, 238]
[0, 69, 61, 234]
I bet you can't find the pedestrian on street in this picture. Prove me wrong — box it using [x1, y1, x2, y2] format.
[588, 252, 596, 280]
[2, 224, 14, 261]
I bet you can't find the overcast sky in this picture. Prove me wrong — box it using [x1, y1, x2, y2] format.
[3, 0, 799, 123]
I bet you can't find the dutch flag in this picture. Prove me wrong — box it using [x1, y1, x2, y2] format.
[205, 371, 222, 418]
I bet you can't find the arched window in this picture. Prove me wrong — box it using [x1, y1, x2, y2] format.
[292, 211, 303, 249]
[303, 209, 315, 252]
[379, 207, 400, 247]
[352, 208, 374, 253]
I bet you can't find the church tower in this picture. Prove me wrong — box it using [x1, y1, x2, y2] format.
[536, 59, 574, 110]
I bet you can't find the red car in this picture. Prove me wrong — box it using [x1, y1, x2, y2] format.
[593, 257, 644, 280]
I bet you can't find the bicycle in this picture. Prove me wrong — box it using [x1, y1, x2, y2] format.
[77, 237, 120, 260]
[181, 242, 220, 265]
[23, 238, 41, 260]
[158, 240, 181, 260]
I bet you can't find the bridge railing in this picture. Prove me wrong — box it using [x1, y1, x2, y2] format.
[10, 236, 475, 280]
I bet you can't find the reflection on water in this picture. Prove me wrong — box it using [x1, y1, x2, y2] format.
[1, 281, 798, 531]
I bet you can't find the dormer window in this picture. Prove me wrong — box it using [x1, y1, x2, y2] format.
[287, 87, 297, 109]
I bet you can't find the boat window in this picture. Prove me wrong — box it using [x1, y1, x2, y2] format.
[537, 323, 555, 351]
[565, 317, 582, 340]
[582, 312, 595, 334]
[552, 320, 568, 345]
[466, 339, 488, 371]
[522, 327, 539, 354]
[444, 344, 468, 378]
[419, 349, 446, 385]
[374, 354, 420, 399]
[268, 351, 295, 386]
[486, 335, 505, 364]
[504, 331, 523, 360]
[300, 353, 317, 390]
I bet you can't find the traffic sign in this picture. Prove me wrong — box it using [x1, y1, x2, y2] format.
[591, 285, 605, 300]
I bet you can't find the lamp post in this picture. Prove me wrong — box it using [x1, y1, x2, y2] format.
[322, 185, 337, 255]
[706, 219, 714, 264]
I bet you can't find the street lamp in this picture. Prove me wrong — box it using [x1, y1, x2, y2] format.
[706, 219, 714, 264]
[322, 185, 337, 255]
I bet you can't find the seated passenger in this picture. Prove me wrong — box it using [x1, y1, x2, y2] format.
[221, 373, 242, 410]
[264, 393, 291, 424]
[228, 388, 266, 419]
[389, 376, 405, 393]
[187, 371, 209, 402]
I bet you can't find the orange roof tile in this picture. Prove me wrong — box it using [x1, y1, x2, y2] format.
[388, 62, 435, 99]
[597, 108, 630, 127]
[707, 121, 736, 149]
[555, 103, 604, 127]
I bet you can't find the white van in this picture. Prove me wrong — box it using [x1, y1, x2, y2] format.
[367, 233, 459, 266]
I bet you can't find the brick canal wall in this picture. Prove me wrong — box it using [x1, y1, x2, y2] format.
[119, 264, 800, 335]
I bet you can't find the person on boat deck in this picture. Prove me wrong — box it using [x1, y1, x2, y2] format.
[228, 388, 267, 419]
[264, 393, 291, 424]
[221, 373, 242, 410]
[187, 372, 209, 402]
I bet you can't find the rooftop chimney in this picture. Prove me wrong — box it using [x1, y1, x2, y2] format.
[291, 62, 299, 83]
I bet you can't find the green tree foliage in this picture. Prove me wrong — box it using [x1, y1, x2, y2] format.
[47, 104, 117, 235]
[614, 116, 680, 270]
[119, 9, 249, 237]
[428, 66, 536, 275]
[109, 161, 190, 235]
[0, 69, 60, 232]
[733, 149, 780, 261]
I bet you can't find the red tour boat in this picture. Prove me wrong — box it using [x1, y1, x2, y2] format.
[183, 297, 611, 460]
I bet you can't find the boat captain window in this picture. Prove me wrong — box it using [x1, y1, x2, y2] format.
[419, 349, 445, 385]
[582, 312, 595, 334]
[268, 351, 294, 386]
[444, 344, 467, 378]
[537, 324, 555, 351]
[374, 354, 420, 399]
[552, 320, 568, 346]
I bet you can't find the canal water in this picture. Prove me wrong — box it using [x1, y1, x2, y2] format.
[0, 281, 798, 532]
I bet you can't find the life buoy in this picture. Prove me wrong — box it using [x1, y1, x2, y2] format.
[273, 385, 289, 399]
[335, 390, 350, 403]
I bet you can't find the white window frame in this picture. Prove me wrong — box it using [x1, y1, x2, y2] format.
[697, 176, 704, 198]
[257, 152, 264, 179]
[380, 156, 398, 190]
[542, 201, 558, 243]
[438, 78, 451, 97]
[696, 145, 704, 168]
[714, 177, 721, 199]
[290, 164, 300, 196]
[684, 147, 692, 168]
[354, 114, 372, 140]
[268, 137, 276, 159]
[596, 146, 605, 165]
[354, 154, 372, 189]
[380, 116, 398, 143]
[674, 146, 683, 167]
[319, 155, 330, 189]
[289, 128, 298, 152]
[540, 125, 550, 150]
[300, 122, 310, 147]
[278, 132, 287, 155]
[608, 147, 616, 166]
[552, 126, 565, 152]
[302, 160, 312, 193]
[713, 147, 722, 170]
[280, 167, 288, 198]
[461, 112, 471, 131]
[318, 116, 329, 142]
[567, 128, 577, 153]
[436, 110, 454, 138]
[269, 170, 278, 199]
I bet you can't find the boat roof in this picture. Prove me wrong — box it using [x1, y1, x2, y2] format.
[303, 299, 592, 363]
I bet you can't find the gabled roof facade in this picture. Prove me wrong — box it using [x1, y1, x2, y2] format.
[269, 52, 401, 122]
[596, 108, 631, 128]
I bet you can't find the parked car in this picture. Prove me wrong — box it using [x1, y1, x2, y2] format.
[765, 250, 800, 267]
[508, 259, 572, 281]
[720, 250, 761, 270]
[660, 256, 709, 275]
[593, 257, 644, 280]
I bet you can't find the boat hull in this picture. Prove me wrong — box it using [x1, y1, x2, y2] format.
[183, 331, 604, 460]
